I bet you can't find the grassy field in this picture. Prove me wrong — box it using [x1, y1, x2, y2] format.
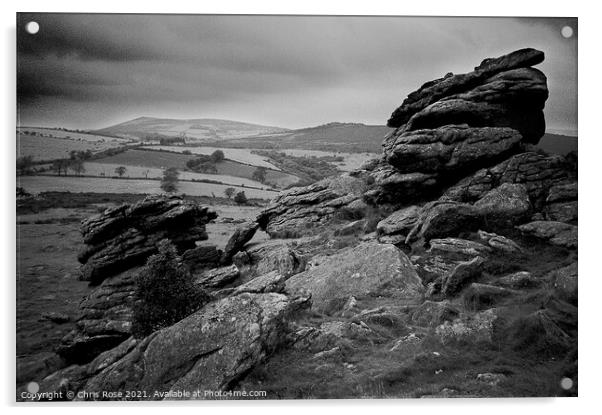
[18, 175, 279, 200]
[142, 145, 280, 170]
[17, 134, 126, 162]
[95, 149, 298, 188]
[17, 127, 130, 143]
[83, 162, 268, 188]
[271, 149, 378, 172]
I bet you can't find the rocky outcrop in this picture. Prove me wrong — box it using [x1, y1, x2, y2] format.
[548, 262, 578, 304]
[79, 293, 309, 399]
[57, 268, 139, 364]
[194, 265, 240, 290]
[257, 175, 367, 238]
[543, 182, 578, 223]
[285, 241, 424, 313]
[441, 256, 485, 297]
[443, 152, 572, 206]
[411, 300, 459, 327]
[405, 201, 482, 244]
[383, 125, 522, 175]
[387, 48, 547, 139]
[234, 240, 306, 279]
[517, 221, 577, 249]
[182, 244, 221, 273]
[221, 221, 259, 264]
[473, 183, 532, 223]
[369, 49, 549, 204]
[78, 196, 217, 285]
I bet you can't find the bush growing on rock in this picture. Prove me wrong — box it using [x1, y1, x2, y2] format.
[132, 240, 209, 338]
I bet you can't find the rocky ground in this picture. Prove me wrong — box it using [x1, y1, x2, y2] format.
[17, 48, 577, 400]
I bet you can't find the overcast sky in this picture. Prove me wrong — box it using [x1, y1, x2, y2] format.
[17, 14, 577, 134]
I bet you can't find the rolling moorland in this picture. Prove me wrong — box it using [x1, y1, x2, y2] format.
[16, 48, 578, 399]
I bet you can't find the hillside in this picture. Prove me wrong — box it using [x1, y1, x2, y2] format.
[220, 122, 392, 153]
[95, 117, 289, 142]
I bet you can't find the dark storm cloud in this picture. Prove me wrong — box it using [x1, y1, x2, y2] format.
[17, 14, 577, 132]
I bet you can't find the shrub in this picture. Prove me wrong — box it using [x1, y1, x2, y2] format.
[210, 150, 225, 163]
[234, 190, 248, 205]
[160, 167, 179, 193]
[132, 240, 209, 338]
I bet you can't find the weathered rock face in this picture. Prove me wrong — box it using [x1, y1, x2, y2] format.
[221, 221, 259, 264]
[387, 48, 547, 138]
[383, 125, 522, 174]
[78, 196, 217, 285]
[411, 300, 459, 327]
[543, 182, 578, 223]
[285, 241, 425, 313]
[517, 221, 577, 249]
[473, 183, 532, 223]
[405, 201, 482, 244]
[370, 49, 549, 205]
[548, 262, 577, 305]
[257, 175, 367, 238]
[182, 244, 221, 274]
[233, 240, 306, 282]
[57, 268, 139, 364]
[79, 293, 309, 399]
[444, 152, 572, 206]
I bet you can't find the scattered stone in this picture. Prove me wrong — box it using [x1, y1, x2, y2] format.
[313, 347, 342, 360]
[463, 283, 518, 310]
[389, 333, 423, 352]
[477, 373, 507, 386]
[411, 300, 460, 327]
[517, 221, 577, 249]
[435, 309, 498, 344]
[544, 182, 578, 223]
[428, 238, 492, 258]
[496, 271, 540, 289]
[40, 312, 70, 324]
[547, 262, 578, 304]
[441, 256, 485, 296]
[221, 221, 259, 264]
[477, 230, 522, 253]
[376, 206, 421, 239]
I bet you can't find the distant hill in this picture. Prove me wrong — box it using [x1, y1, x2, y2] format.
[537, 133, 578, 156]
[220, 122, 392, 153]
[94, 117, 289, 142]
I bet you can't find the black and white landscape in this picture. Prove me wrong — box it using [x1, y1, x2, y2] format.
[16, 14, 577, 400]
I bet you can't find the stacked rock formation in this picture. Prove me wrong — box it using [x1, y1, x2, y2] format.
[78, 195, 217, 285]
[59, 196, 218, 363]
[367, 48, 550, 204]
[257, 174, 368, 237]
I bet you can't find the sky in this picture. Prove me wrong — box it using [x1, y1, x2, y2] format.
[17, 14, 577, 134]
